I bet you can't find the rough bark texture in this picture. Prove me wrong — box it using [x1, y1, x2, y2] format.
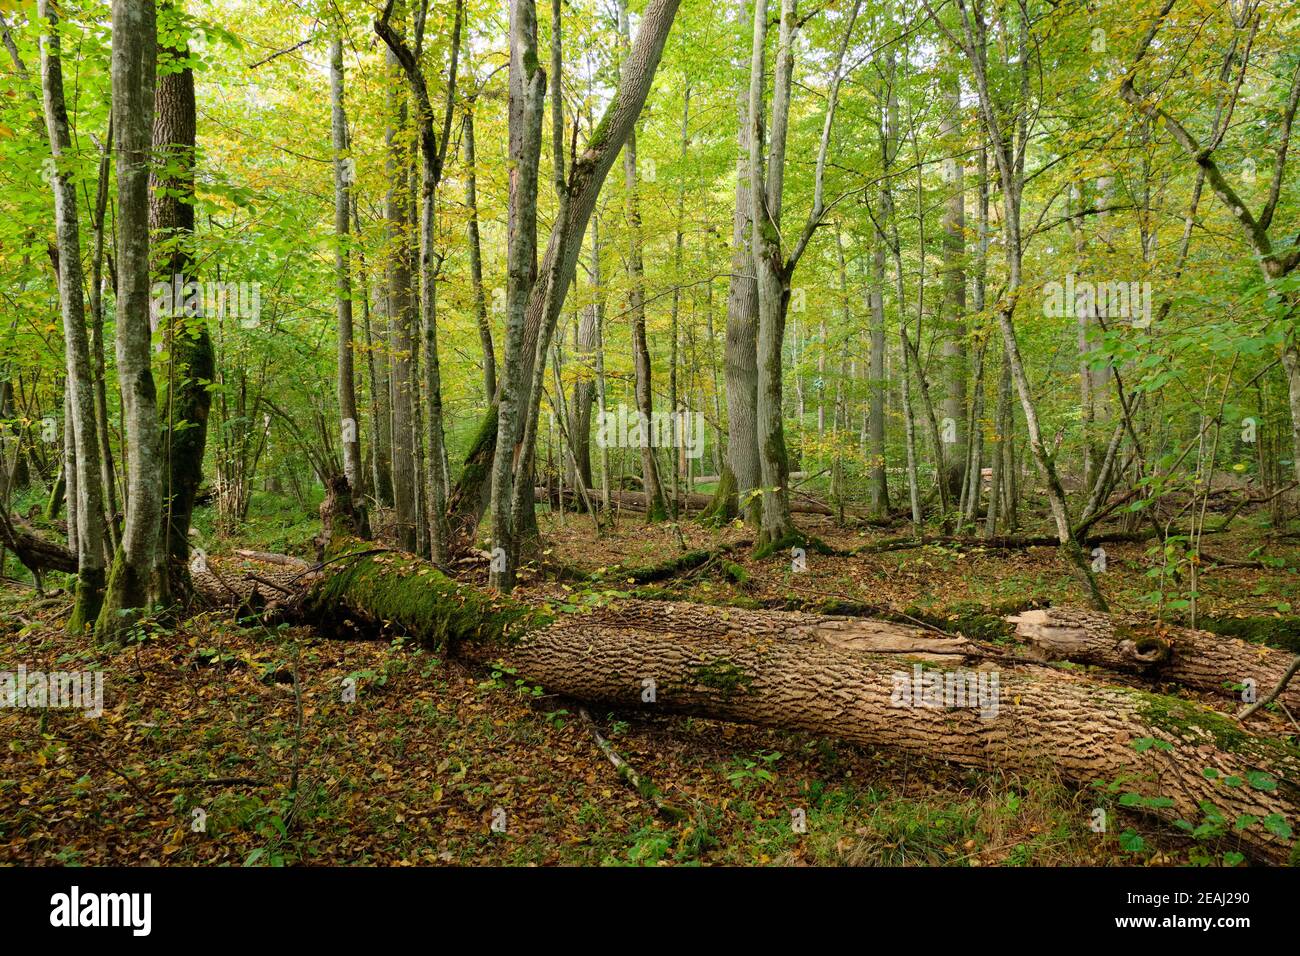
[194, 549, 1300, 865]
[151, 22, 214, 609]
[1011, 607, 1300, 713]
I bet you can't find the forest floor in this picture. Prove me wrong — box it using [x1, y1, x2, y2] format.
[2, 490, 1298, 866]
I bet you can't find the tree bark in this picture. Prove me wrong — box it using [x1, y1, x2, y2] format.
[939, 62, 966, 500]
[38, 0, 109, 630]
[383, 38, 418, 553]
[713, 39, 760, 528]
[97, 0, 160, 643]
[151, 13, 214, 608]
[480, 0, 682, 589]
[617, 0, 667, 524]
[203, 542, 1300, 866]
[331, 39, 363, 498]
[1010, 607, 1300, 714]
[462, 106, 496, 402]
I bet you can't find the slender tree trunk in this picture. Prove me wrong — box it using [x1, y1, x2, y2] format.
[591, 216, 612, 512]
[463, 107, 496, 402]
[40, 0, 107, 630]
[618, 0, 667, 523]
[355, 198, 393, 505]
[667, 85, 690, 518]
[88, 118, 120, 551]
[331, 39, 363, 497]
[867, 237, 889, 518]
[570, 300, 596, 490]
[939, 63, 966, 500]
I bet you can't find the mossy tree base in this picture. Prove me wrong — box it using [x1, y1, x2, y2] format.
[751, 530, 836, 561]
[66, 566, 106, 635]
[94, 550, 154, 644]
[697, 466, 738, 527]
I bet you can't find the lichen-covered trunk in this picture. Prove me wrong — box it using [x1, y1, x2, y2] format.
[715, 57, 759, 528]
[97, 0, 161, 643]
[39, 0, 108, 631]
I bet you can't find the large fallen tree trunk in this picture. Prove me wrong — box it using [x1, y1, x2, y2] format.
[536, 485, 837, 516]
[1009, 607, 1300, 714]
[192, 536, 1300, 864]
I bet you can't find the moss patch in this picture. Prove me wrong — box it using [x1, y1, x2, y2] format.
[304, 538, 547, 651]
[689, 657, 754, 698]
[1190, 615, 1300, 654]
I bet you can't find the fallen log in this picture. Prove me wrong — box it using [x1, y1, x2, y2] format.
[1010, 607, 1300, 715]
[193, 540, 1300, 864]
[0, 511, 75, 576]
[536, 486, 836, 516]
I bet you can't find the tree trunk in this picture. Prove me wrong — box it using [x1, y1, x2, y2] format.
[618, 0, 667, 524]
[97, 0, 160, 643]
[713, 48, 759, 528]
[331, 39, 363, 498]
[481, 0, 681, 590]
[488, 0, 546, 590]
[462, 107, 496, 403]
[939, 63, 966, 501]
[384, 40, 418, 553]
[38, 0, 108, 630]
[1009, 607, 1300, 714]
[152, 14, 214, 608]
[569, 301, 596, 490]
[748, 0, 800, 552]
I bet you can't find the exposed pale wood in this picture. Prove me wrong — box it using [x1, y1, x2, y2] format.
[1010, 607, 1300, 714]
